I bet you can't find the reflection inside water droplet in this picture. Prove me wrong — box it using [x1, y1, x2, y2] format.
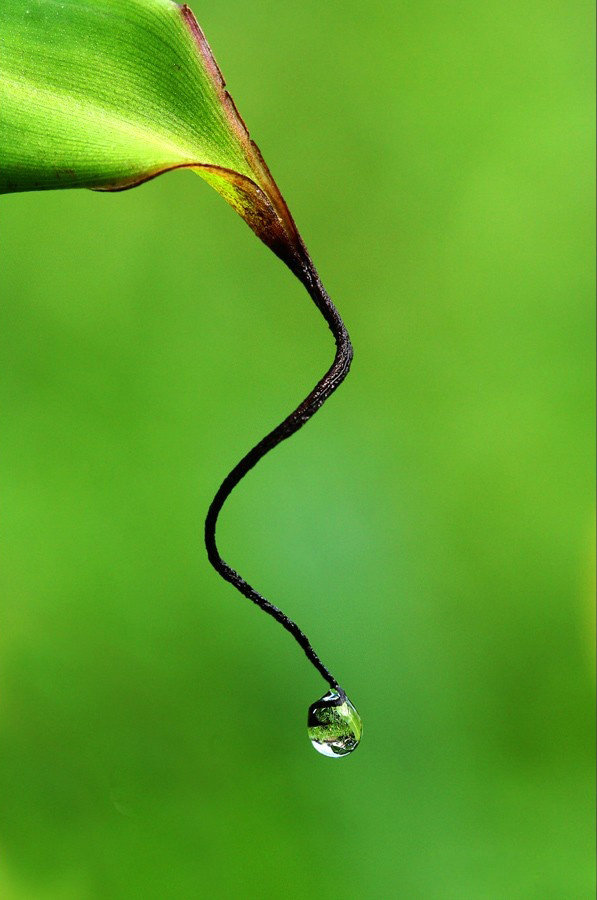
[307, 690, 362, 758]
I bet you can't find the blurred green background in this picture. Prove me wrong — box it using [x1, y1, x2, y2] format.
[1, 1, 594, 897]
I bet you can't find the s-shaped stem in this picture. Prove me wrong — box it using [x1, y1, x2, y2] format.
[204, 252, 352, 693]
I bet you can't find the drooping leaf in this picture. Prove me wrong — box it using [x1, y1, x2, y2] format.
[0, 0, 303, 269]
[0, 0, 359, 720]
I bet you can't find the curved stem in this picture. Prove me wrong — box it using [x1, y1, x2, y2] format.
[204, 252, 352, 693]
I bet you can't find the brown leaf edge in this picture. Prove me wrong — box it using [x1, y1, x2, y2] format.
[94, 3, 308, 277]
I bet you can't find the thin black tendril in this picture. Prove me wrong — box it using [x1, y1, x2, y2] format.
[204, 251, 352, 695]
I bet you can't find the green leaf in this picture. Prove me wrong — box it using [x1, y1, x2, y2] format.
[0, 0, 302, 267]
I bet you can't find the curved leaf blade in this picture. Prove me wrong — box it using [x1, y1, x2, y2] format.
[0, 0, 302, 266]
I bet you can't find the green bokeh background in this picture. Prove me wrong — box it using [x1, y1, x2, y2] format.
[1, 1, 594, 896]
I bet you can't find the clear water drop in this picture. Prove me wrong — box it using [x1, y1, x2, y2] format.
[307, 690, 362, 758]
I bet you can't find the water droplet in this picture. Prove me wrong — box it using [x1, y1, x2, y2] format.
[307, 690, 362, 758]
